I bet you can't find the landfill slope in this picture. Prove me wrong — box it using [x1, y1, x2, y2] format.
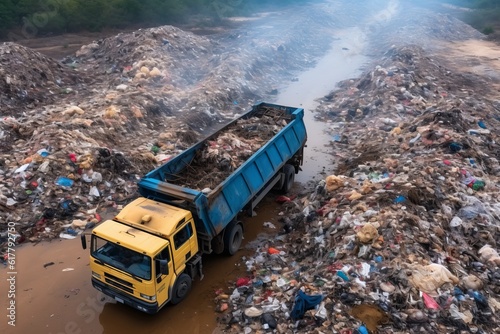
[214, 4, 500, 334]
[0, 42, 88, 115]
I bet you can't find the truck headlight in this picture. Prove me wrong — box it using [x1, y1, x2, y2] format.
[140, 293, 156, 301]
[92, 271, 101, 280]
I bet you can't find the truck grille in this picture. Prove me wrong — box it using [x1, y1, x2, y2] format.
[104, 272, 134, 288]
[104, 273, 134, 293]
[105, 277, 134, 294]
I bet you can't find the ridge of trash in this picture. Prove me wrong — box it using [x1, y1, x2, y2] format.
[214, 46, 500, 334]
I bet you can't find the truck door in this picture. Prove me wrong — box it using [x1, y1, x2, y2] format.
[154, 245, 173, 308]
[172, 220, 196, 274]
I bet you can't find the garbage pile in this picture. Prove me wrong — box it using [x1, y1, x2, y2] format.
[368, 3, 484, 52]
[170, 106, 289, 191]
[64, 13, 340, 131]
[0, 43, 87, 115]
[215, 45, 500, 333]
[0, 91, 207, 240]
[0, 42, 209, 235]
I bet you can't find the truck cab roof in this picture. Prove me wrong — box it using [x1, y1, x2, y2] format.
[92, 219, 168, 255]
[113, 197, 192, 238]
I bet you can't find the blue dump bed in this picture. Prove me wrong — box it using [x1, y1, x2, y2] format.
[138, 102, 307, 241]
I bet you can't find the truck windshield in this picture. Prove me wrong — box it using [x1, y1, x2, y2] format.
[91, 235, 151, 280]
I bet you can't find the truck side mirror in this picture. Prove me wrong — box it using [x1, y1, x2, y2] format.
[157, 259, 169, 275]
[81, 234, 87, 250]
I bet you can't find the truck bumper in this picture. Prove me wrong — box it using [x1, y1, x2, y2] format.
[92, 278, 158, 314]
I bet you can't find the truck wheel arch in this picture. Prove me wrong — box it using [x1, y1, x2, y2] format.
[170, 273, 192, 305]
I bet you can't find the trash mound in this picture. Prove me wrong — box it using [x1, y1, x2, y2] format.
[169, 106, 290, 190]
[0, 102, 199, 247]
[215, 45, 500, 333]
[0, 43, 86, 115]
[365, 2, 485, 54]
[72, 25, 216, 88]
[63, 3, 375, 131]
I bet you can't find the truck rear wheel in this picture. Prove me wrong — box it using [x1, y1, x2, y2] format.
[211, 234, 224, 254]
[224, 222, 243, 256]
[281, 164, 295, 193]
[170, 273, 192, 305]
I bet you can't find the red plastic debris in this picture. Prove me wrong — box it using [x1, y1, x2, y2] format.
[236, 277, 251, 287]
[275, 195, 291, 204]
[268, 247, 280, 255]
[422, 292, 440, 309]
[68, 153, 77, 163]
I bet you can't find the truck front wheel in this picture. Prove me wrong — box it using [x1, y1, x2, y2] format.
[170, 273, 192, 305]
[224, 222, 243, 256]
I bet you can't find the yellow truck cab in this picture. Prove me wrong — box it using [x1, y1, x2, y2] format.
[85, 197, 202, 313]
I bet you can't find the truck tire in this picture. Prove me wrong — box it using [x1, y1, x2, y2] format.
[224, 222, 243, 256]
[170, 273, 192, 305]
[281, 164, 295, 193]
[211, 234, 224, 255]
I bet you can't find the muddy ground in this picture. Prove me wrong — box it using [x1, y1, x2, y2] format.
[1, 0, 500, 333]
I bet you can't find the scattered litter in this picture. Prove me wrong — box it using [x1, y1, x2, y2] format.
[43, 262, 55, 268]
[263, 222, 276, 229]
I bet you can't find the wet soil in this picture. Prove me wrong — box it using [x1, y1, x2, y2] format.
[9, 31, 127, 60]
[437, 39, 500, 85]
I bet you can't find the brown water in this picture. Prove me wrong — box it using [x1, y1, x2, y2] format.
[276, 27, 369, 185]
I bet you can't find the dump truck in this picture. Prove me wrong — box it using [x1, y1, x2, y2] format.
[81, 102, 307, 313]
